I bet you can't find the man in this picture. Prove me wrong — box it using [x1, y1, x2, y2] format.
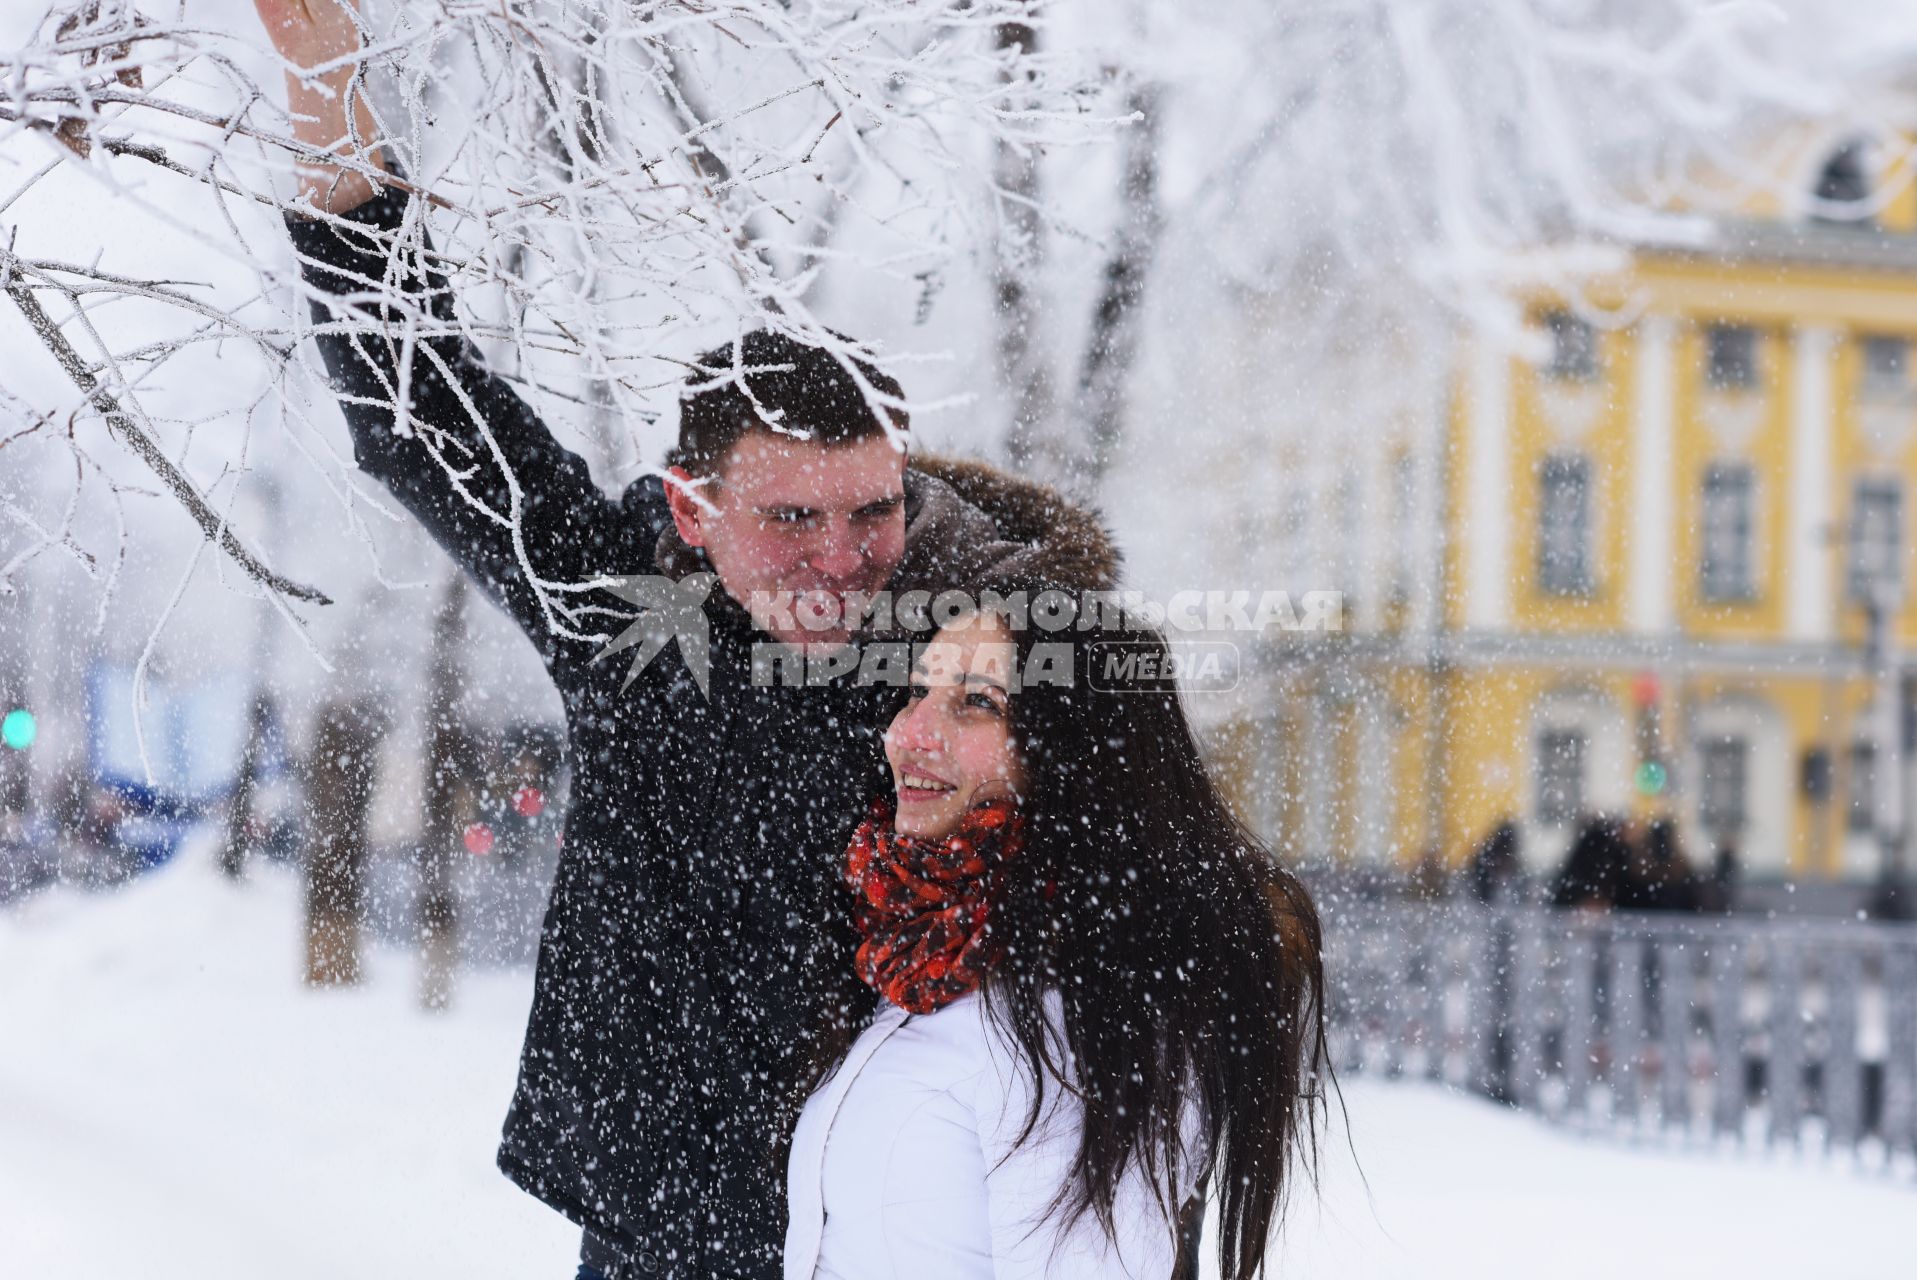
[257, 4, 1119, 1275]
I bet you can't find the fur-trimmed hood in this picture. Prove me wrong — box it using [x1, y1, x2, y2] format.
[894, 451, 1122, 594]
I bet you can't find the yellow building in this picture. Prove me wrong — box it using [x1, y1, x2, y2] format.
[1223, 128, 1917, 888]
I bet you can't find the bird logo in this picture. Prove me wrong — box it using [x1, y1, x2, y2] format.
[586, 572, 719, 698]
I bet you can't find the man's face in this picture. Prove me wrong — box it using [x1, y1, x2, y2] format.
[666, 431, 907, 646]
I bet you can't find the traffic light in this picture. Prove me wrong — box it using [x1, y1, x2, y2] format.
[1, 707, 34, 751]
[1632, 675, 1669, 797]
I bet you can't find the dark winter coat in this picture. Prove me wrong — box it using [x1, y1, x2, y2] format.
[284, 184, 1119, 1280]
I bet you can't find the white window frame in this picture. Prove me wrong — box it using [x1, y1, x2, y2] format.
[1536, 728, 1588, 826]
[1538, 453, 1595, 597]
[1861, 335, 1910, 399]
[1698, 734, 1751, 836]
[1847, 475, 1905, 605]
[1705, 323, 1759, 392]
[1543, 310, 1600, 382]
[1700, 461, 1758, 603]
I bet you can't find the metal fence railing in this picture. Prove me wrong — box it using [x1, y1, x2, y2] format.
[1320, 902, 1917, 1160]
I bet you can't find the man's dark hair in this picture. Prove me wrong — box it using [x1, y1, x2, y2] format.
[669, 328, 908, 476]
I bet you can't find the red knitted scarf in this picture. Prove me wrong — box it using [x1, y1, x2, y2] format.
[843, 794, 1027, 1014]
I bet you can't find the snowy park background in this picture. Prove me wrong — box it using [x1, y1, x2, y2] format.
[6, 838, 1913, 1279]
[8, 1, 1917, 1276]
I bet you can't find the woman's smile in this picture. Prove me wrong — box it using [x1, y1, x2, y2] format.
[882, 612, 1027, 838]
[895, 761, 957, 805]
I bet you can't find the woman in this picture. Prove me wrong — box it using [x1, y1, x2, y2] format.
[785, 595, 1327, 1280]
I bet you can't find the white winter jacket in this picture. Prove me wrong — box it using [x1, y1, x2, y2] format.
[783, 990, 1200, 1280]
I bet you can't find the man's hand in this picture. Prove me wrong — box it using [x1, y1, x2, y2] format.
[256, 0, 361, 67]
[255, 0, 388, 215]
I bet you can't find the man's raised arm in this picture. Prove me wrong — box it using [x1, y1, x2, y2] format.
[257, 0, 387, 218]
[260, 0, 652, 662]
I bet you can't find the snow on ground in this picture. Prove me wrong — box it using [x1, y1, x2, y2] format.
[0, 853, 577, 1278]
[1270, 1076, 1910, 1280]
[2, 853, 1909, 1280]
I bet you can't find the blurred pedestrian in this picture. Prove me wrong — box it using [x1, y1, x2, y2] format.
[485, 722, 565, 866]
[1468, 818, 1526, 1105]
[1698, 840, 1741, 914]
[1469, 819, 1524, 905]
[1629, 817, 1700, 913]
[1549, 814, 1632, 911]
[1411, 843, 1451, 900]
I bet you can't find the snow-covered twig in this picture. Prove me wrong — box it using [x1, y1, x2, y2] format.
[3, 237, 334, 607]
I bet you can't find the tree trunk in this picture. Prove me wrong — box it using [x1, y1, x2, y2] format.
[992, 16, 1062, 481]
[417, 573, 469, 1010]
[995, 26, 1163, 504]
[303, 695, 388, 987]
[1071, 83, 1162, 499]
[219, 693, 274, 879]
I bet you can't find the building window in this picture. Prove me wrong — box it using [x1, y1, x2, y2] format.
[1705, 324, 1759, 391]
[1848, 476, 1905, 604]
[1543, 311, 1600, 381]
[1537, 728, 1587, 826]
[1861, 335, 1910, 398]
[1700, 462, 1757, 603]
[1813, 140, 1873, 225]
[1538, 454, 1595, 596]
[1698, 735, 1750, 835]
[1848, 739, 1877, 834]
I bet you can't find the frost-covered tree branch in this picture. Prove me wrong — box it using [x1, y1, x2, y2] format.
[0, 0, 1111, 635]
[2, 243, 332, 605]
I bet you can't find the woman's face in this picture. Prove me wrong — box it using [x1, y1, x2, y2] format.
[883, 611, 1028, 840]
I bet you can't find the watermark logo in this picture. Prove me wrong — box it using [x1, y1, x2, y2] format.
[1086, 640, 1241, 693]
[745, 586, 1343, 640]
[584, 577, 1338, 697]
[587, 572, 719, 697]
[748, 637, 1245, 694]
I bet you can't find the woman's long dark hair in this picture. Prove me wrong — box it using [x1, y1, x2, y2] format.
[983, 599, 1326, 1280]
[803, 590, 1329, 1280]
